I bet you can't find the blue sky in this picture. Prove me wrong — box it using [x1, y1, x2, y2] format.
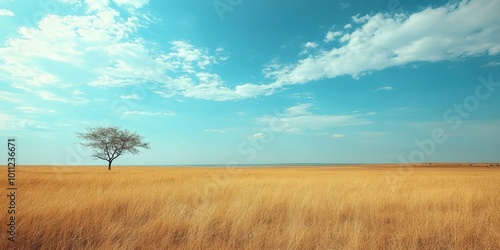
[1, 0, 500, 166]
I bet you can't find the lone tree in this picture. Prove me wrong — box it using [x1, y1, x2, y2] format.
[76, 126, 150, 170]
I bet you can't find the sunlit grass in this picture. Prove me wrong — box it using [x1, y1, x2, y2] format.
[1, 164, 499, 249]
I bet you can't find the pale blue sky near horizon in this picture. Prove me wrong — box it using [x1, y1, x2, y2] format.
[1, 0, 500, 166]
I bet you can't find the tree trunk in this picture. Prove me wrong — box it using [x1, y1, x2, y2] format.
[108, 161, 112, 171]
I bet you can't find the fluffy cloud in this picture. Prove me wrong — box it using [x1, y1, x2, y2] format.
[0, 0, 145, 103]
[120, 93, 141, 100]
[61, 0, 148, 12]
[0, 9, 14, 16]
[113, 0, 149, 9]
[252, 132, 268, 139]
[324, 31, 343, 42]
[86, 37, 270, 101]
[332, 133, 346, 139]
[267, 0, 500, 85]
[149, 41, 289, 101]
[300, 42, 320, 55]
[3, 0, 498, 103]
[304, 42, 319, 48]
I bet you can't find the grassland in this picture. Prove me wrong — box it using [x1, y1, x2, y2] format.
[1, 164, 499, 249]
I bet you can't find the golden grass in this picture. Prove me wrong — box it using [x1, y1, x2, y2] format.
[1, 164, 499, 249]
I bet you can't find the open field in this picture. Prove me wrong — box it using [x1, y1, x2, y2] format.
[1, 164, 500, 249]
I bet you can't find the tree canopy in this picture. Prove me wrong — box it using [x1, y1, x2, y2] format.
[76, 126, 150, 170]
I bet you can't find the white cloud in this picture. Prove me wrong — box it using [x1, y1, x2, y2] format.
[123, 110, 175, 116]
[257, 103, 372, 134]
[60, 0, 149, 12]
[215, 47, 229, 61]
[90, 75, 139, 87]
[4, 0, 496, 103]
[0, 91, 23, 103]
[344, 23, 352, 29]
[120, 93, 141, 100]
[72, 89, 85, 95]
[324, 31, 343, 43]
[304, 42, 318, 48]
[262, 59, 293, 79]
[77, 0, 148, 12]
[300, 42, 320, 55]
[178, 78, 275, 101]
[352, 14, 370, 24]
[0, 1, 295, 101]
[482, 61, 500, 67]
[332, 133, 346, 139]
[165, 40, 218, 72]
[0, 0, 146, 104]
[252, 132, 268, 139]
[0, 9, 14, 16]
[286, 103, 313, 115]
[0, 113, 51, 131]
[1, 9, 138, 66]
[15, 106, 56, 114]
[82, 0, 111, 11]
[374, 86, 394, 92]
[267, 0, 500, 85]
[58, 0, 83, 7]
[287, 92, 315, 100]
[236, 112, 246, 116]
[86, 38, 264, 101]
[34, 90, 88, 104]
[36, 90, 70, 103]
[0, 114, 13, 130]
[113, 0, 149, 9]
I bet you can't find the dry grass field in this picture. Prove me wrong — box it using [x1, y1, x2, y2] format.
[1, 164, 499, 249]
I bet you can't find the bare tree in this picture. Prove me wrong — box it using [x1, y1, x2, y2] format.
[76, 126, 150, 170]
